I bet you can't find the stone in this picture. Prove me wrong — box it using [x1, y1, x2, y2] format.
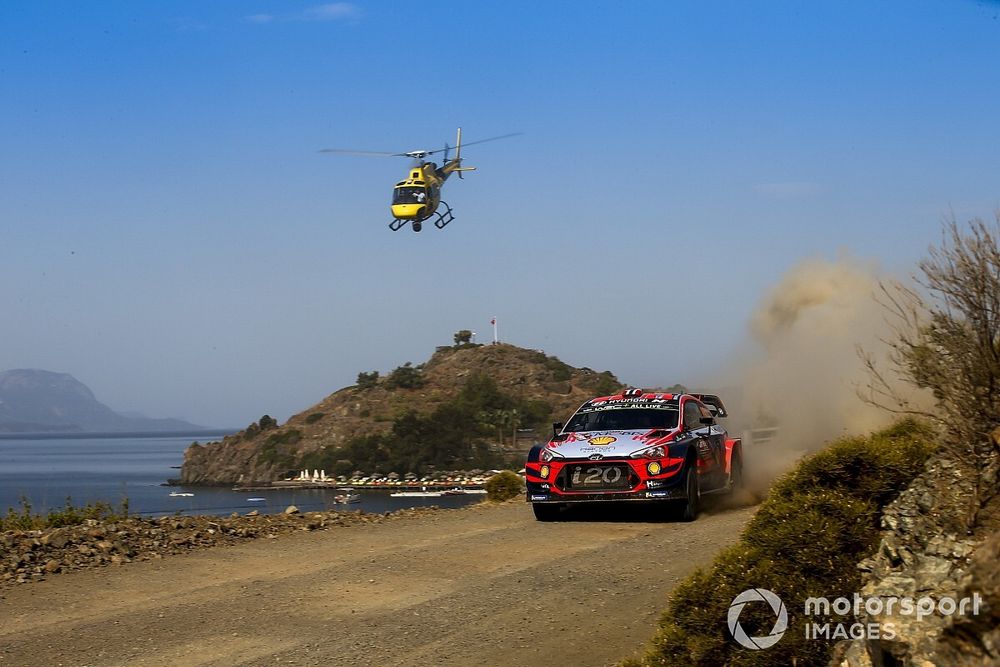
[284, 506, 300, 515]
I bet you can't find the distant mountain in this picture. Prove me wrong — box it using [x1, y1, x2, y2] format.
[0, 369, 206, 433]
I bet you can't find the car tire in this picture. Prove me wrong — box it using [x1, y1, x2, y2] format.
[727, 454, 744, 496]
[532, 503, 561, 522]
[678, 466, 700, 522]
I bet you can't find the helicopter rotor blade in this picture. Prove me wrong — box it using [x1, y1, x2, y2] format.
[318, 148, 409, 157]
[421, 132, 523, 156]
[320, 132, 521, 159]
[450, 132, 523, 150]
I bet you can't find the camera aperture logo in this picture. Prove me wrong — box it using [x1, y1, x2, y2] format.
[727, 588, 788, 650]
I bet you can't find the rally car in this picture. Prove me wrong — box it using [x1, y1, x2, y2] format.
[524, 389, 743, 521]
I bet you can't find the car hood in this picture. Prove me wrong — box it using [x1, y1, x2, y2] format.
[546, 430, 675, 459]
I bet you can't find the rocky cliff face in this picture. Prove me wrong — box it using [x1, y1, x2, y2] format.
[833, 429, 1000, 666]
[180, 344, 621, 485]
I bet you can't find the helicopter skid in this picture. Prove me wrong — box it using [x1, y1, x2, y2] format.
[387, 200, 454, 232]
[433, 201, 454, 229]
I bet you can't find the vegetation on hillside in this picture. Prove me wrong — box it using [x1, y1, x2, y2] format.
[296, 373, 553, 476]
[622, 420, 936, 667]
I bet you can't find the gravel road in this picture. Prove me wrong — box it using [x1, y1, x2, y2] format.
[0, 500, 755, 667]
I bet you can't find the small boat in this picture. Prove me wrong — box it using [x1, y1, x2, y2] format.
[334, 493, 362, 504]
[246, 497, 267, 502]
[390, 490, 444, 498]
[442, 487, 488, 495]
[169, 492, 194, 497]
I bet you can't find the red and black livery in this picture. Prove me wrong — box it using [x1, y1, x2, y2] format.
[524, 390, 743, 521]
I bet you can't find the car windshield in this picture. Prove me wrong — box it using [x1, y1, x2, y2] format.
[564, 406, 679, 432]
[392, 186, 427, 204]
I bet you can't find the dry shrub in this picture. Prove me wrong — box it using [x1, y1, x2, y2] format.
[863, 214, 1000, 457]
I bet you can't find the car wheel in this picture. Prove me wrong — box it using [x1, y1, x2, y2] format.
[679, 466, 701, 522]
[728, 454, 744, 495]
[532, 503, 561, 522]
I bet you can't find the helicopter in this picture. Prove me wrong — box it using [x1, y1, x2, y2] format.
[321, 128, 519, 232]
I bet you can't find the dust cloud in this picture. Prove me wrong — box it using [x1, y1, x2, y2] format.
[718, 255, 919, 489]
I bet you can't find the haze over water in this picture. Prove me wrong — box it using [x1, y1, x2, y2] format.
[0, 435, 481, 517]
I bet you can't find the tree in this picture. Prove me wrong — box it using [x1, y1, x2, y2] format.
[356, 370, 379, 390]
[863, 215, 1000, 457]
[453, 329, 473, 345]
[385, 362, 425, 389]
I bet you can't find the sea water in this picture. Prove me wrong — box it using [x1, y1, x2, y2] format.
[0, 434, 482, 517]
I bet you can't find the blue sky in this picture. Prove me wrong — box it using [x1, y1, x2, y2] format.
[2, 1, 999, 427]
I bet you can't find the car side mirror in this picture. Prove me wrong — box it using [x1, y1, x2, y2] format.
[700, 416, 715, 426]
[552, 422, 564, 437]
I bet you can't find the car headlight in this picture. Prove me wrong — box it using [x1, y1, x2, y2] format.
[630, 445, 666, 459]
[540, 447, 564, 463]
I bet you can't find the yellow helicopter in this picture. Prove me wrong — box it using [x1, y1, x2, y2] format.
[321, 128, 519, 232]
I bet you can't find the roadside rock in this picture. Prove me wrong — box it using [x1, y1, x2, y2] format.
[832, 433, 1000, 666]
[0, 506, 444, 587]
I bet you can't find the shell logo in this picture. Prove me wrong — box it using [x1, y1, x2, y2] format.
[588, 436, 617, 446]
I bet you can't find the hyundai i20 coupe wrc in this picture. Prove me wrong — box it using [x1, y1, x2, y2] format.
[524, 390, 743, 521]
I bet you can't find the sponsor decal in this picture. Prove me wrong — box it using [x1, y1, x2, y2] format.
[588, 436, 617, 446]
[530, 495, 549, 501]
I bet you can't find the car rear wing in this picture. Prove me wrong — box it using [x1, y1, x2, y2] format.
[690, 393, 728, 418]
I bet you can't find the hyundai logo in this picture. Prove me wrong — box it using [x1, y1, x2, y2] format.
[589, 454, 604, 460]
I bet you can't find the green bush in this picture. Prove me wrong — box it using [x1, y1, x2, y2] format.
[356, 371, 379, 389]
[1, 496, 130, 531]
[626, 419, 936, 667]
[591, 371, 621, 396]
[385, 362, 425, 389]
[545, 356, 573, 381]
[305, 412, 325, 424]
[259, 429, 302, 467]
[485, 470, 525, 501]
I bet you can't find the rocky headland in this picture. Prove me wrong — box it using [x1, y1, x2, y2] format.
[180, 343, 621, 485]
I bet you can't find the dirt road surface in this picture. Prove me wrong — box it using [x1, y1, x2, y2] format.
[0, 501, 755, 667]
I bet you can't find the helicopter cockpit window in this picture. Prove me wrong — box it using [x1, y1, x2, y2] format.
[393, 187, 427, 204]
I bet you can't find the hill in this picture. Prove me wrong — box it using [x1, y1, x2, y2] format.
[179, 343, 621, 485]
[0, 369, 205, 433]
